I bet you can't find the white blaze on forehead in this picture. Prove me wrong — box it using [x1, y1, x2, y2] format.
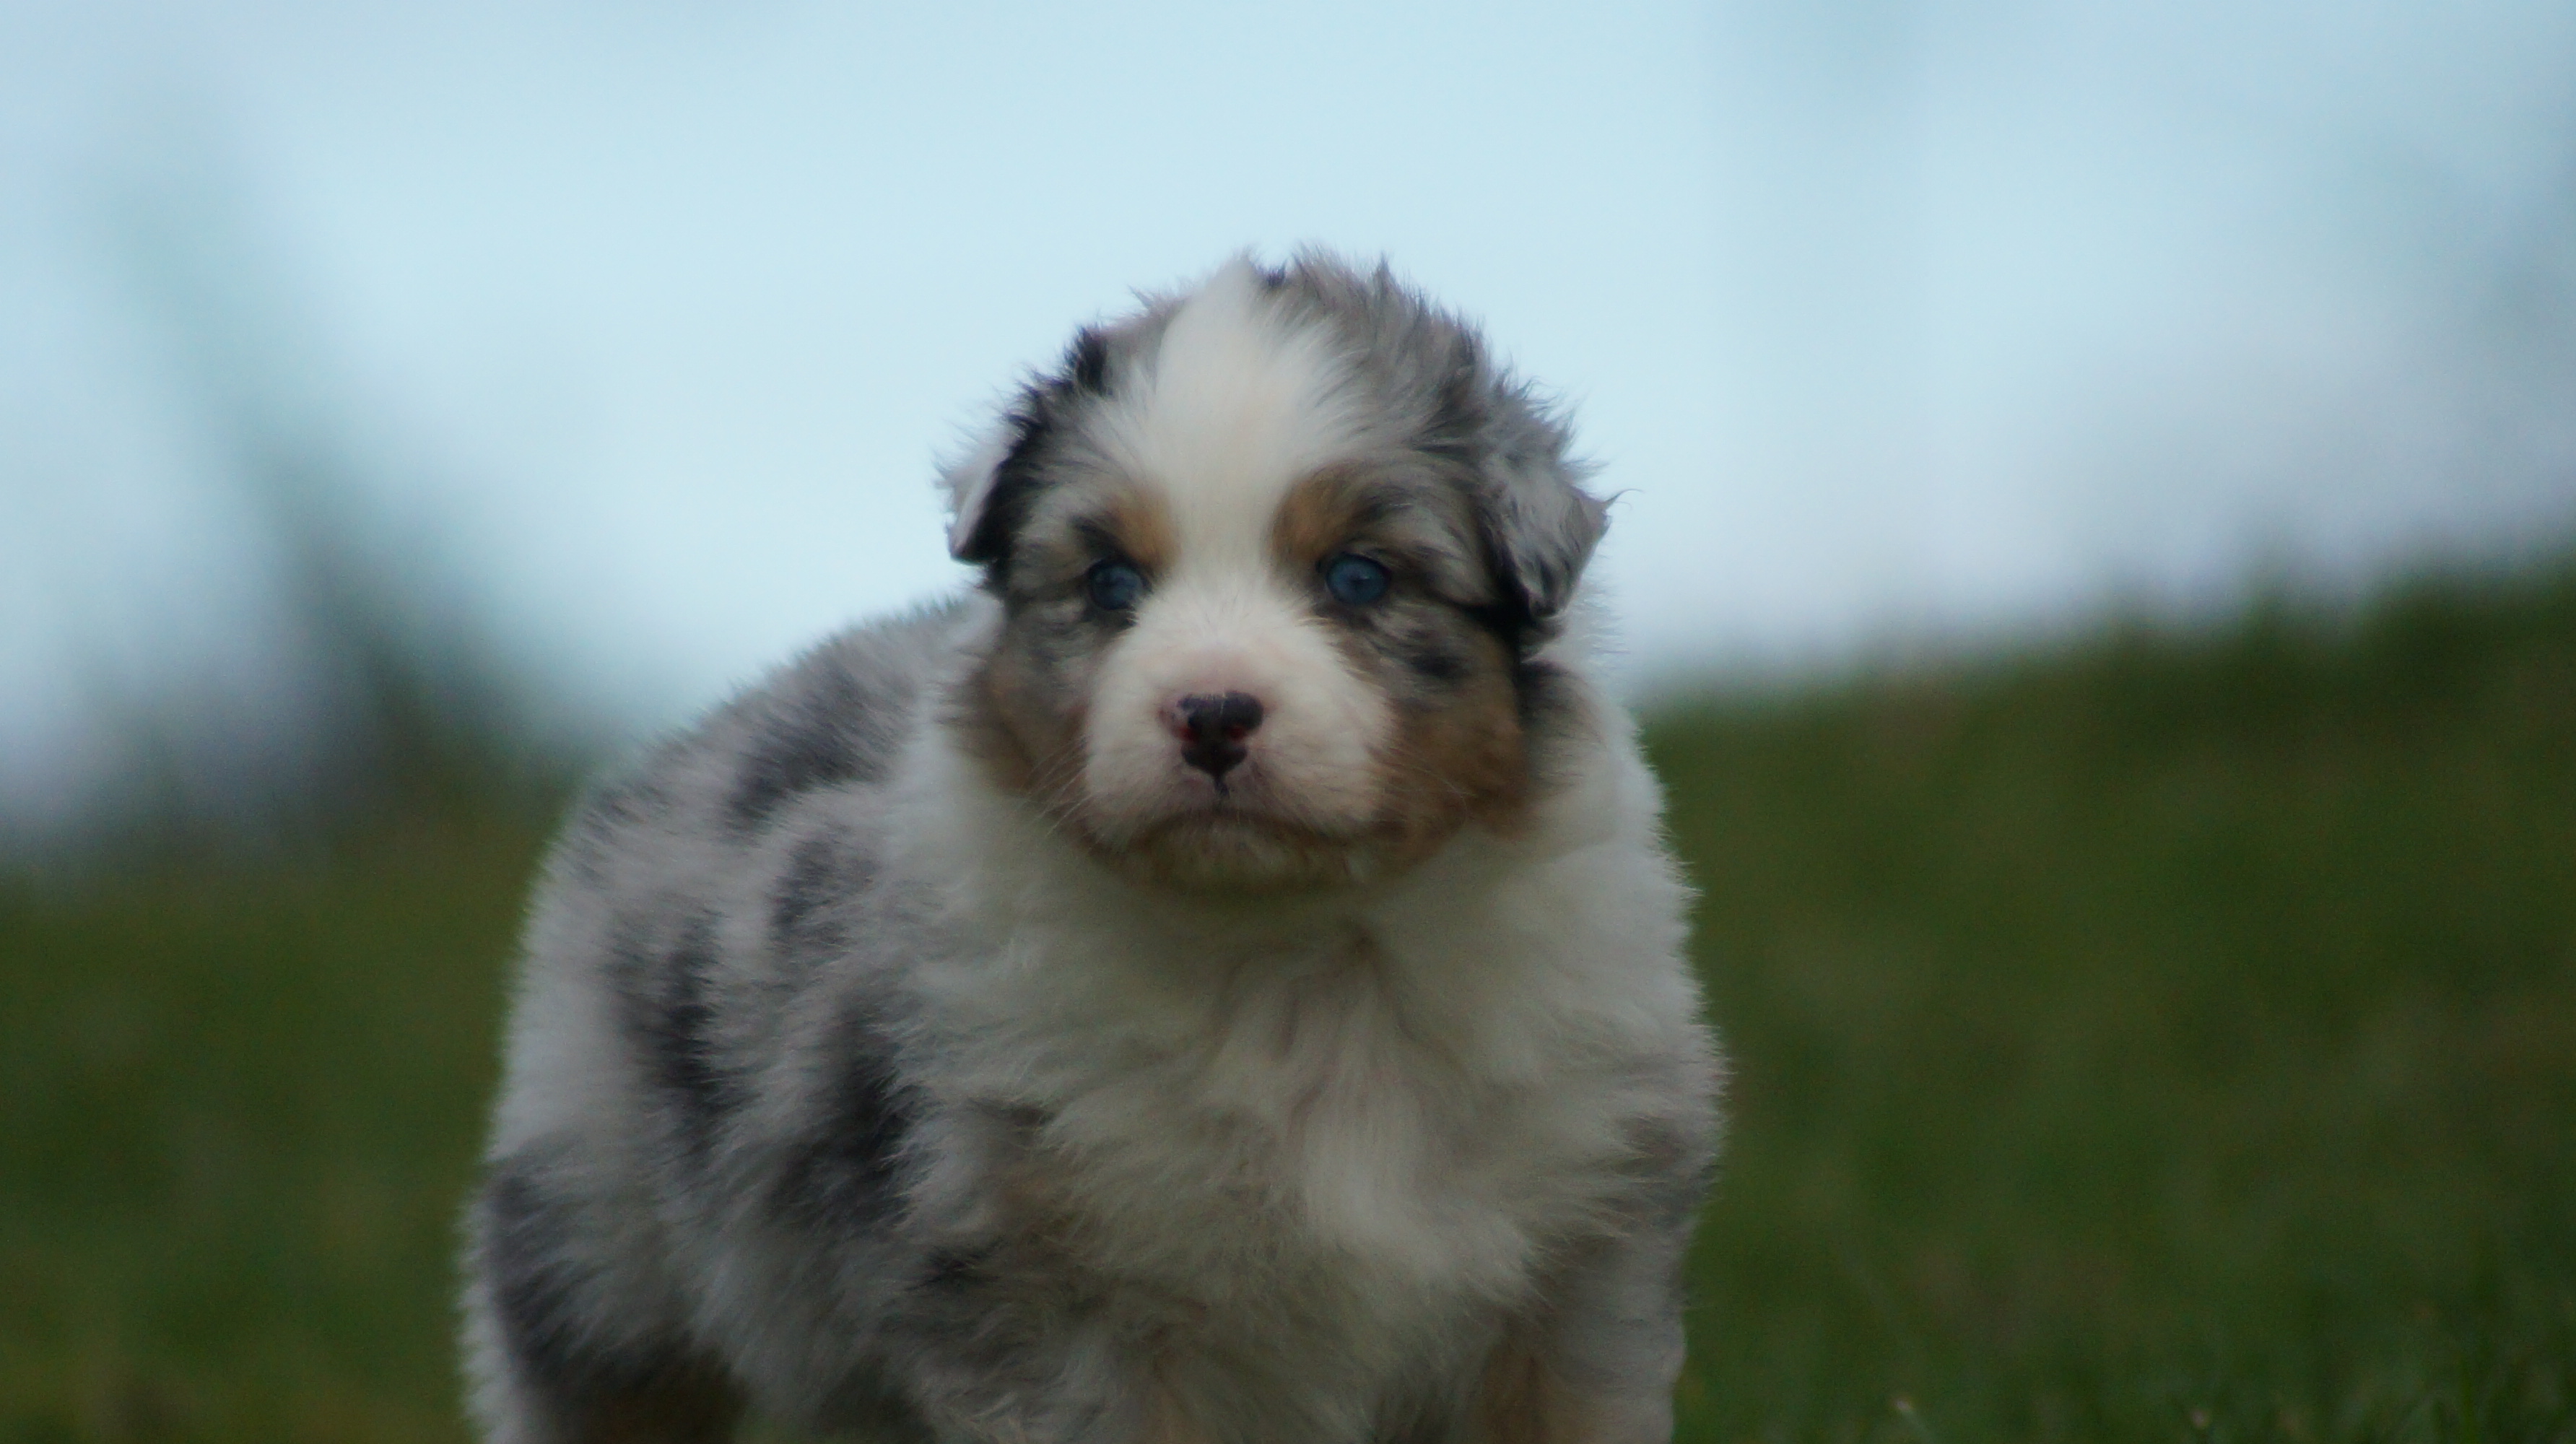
[1074, 264, 1394, 853]
[1098, 259, 1359, 571]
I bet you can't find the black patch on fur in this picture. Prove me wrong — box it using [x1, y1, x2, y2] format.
[1464, 599, 1536, 655]
[1398, 635, 1469, 687]
[619, 915, 744, 1165]
[769, 827, 873, 961]
[956, 316, 1140, 578]
[1066, 327, 1110, 394]
[916, 1245, 994, 1292]
[953, 399, 1058, 576]
[726, 662, 884, 831]
[772, 1009, 915, 1231]
[477, 1154, 664, 1394]
[1468, 452, 1606, 639]
[1512, 656, 1596, 793]
[1515, 657, 1578, 731]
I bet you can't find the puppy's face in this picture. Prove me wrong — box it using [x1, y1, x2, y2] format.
[947, 259, 1602, 892]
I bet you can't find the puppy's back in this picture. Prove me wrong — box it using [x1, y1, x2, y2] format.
[466, 603, 974, 1437]
[488, 597, 975, 1136]
[569, 596, 967, 885]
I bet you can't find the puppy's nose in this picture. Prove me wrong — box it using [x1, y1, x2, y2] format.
[1170, 692, 1264, 781]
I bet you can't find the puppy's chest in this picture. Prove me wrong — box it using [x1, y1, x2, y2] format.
[960, 934, 1624, 1315]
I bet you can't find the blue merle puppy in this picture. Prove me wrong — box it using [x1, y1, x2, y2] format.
[461, 252, 1721, 1443]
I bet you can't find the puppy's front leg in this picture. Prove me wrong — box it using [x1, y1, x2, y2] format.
[1468, 1225, 1694, 1444]
[905, 1331, 1209, 1444]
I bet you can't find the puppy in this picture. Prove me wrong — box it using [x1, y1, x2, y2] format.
[461, 253, 1720, 1443]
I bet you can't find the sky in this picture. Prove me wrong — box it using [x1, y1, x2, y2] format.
[4, 0, 2575, 828]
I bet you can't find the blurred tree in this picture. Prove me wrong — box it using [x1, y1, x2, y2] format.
[16, 158, 598, 864]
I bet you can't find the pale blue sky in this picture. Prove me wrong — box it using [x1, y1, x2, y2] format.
[4, 0, 2574, 825]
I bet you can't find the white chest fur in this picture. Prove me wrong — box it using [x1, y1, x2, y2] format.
[884, 722, 1700, 1365]
[913, 820, 1691, 1311]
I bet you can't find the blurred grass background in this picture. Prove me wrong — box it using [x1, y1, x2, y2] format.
[4, 552, 2573, 1442]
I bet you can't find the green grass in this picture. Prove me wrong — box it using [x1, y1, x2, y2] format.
[1653, 570, 2576, 1442]
[0, 819, 541, 1442]
[4, 560, 2572, 1441]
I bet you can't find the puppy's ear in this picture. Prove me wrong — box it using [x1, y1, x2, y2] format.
[945, 326, 1113, 567]
[1443, 361, 1606, 635]
[942, 422, 1018, 565]
[1475, 447, 1606, 631]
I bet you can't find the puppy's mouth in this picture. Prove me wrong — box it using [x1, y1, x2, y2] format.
[1102, 803, 1379, 893]
[1135, 786, 1348, 845]
[1065, 762, 1385, 886]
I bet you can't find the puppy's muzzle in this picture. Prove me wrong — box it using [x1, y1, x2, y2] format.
[1169, 692, 1265, 785]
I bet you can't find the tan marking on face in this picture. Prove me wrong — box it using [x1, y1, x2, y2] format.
[1268, 461, 1492, 603]
[1269, 463, 1536, 858]
[1368, 635, 1531, 853]
[1014, 476, 1180, 590]
[951, 645, 1083, 810]
[957, 403, 1534, 889]
[1098, 482, 1178, 575]
[1268, 463, 1377, 568]
[952, 479, 1179, 813]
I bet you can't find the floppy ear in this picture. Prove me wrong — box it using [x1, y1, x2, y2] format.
[941, 422, 1017, 564]
[1446, 360, 1607, 635]
[944, 326, 1113, 567]
[1475, 445, 1606, 630]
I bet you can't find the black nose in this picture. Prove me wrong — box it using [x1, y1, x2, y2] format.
[1171, 692, 1265, 782]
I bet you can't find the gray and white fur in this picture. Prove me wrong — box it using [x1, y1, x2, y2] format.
[461, 252, 1721, 1443]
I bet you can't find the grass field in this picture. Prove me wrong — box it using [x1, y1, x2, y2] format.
[4, 560, 2571, 1442]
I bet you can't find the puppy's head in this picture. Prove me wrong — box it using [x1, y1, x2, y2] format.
[944, 254, 1606, 892]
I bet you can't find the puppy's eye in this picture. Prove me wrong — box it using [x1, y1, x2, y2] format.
[1087, 560, 1148, 612]
[1321, 552, 1391, 606]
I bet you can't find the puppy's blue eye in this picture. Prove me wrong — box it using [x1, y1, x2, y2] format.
[1087, 560, 1147, 612]
[1322, 553, 1391, 606]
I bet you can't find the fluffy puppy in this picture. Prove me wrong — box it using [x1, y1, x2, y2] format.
[461, 253, 1720, 1444]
